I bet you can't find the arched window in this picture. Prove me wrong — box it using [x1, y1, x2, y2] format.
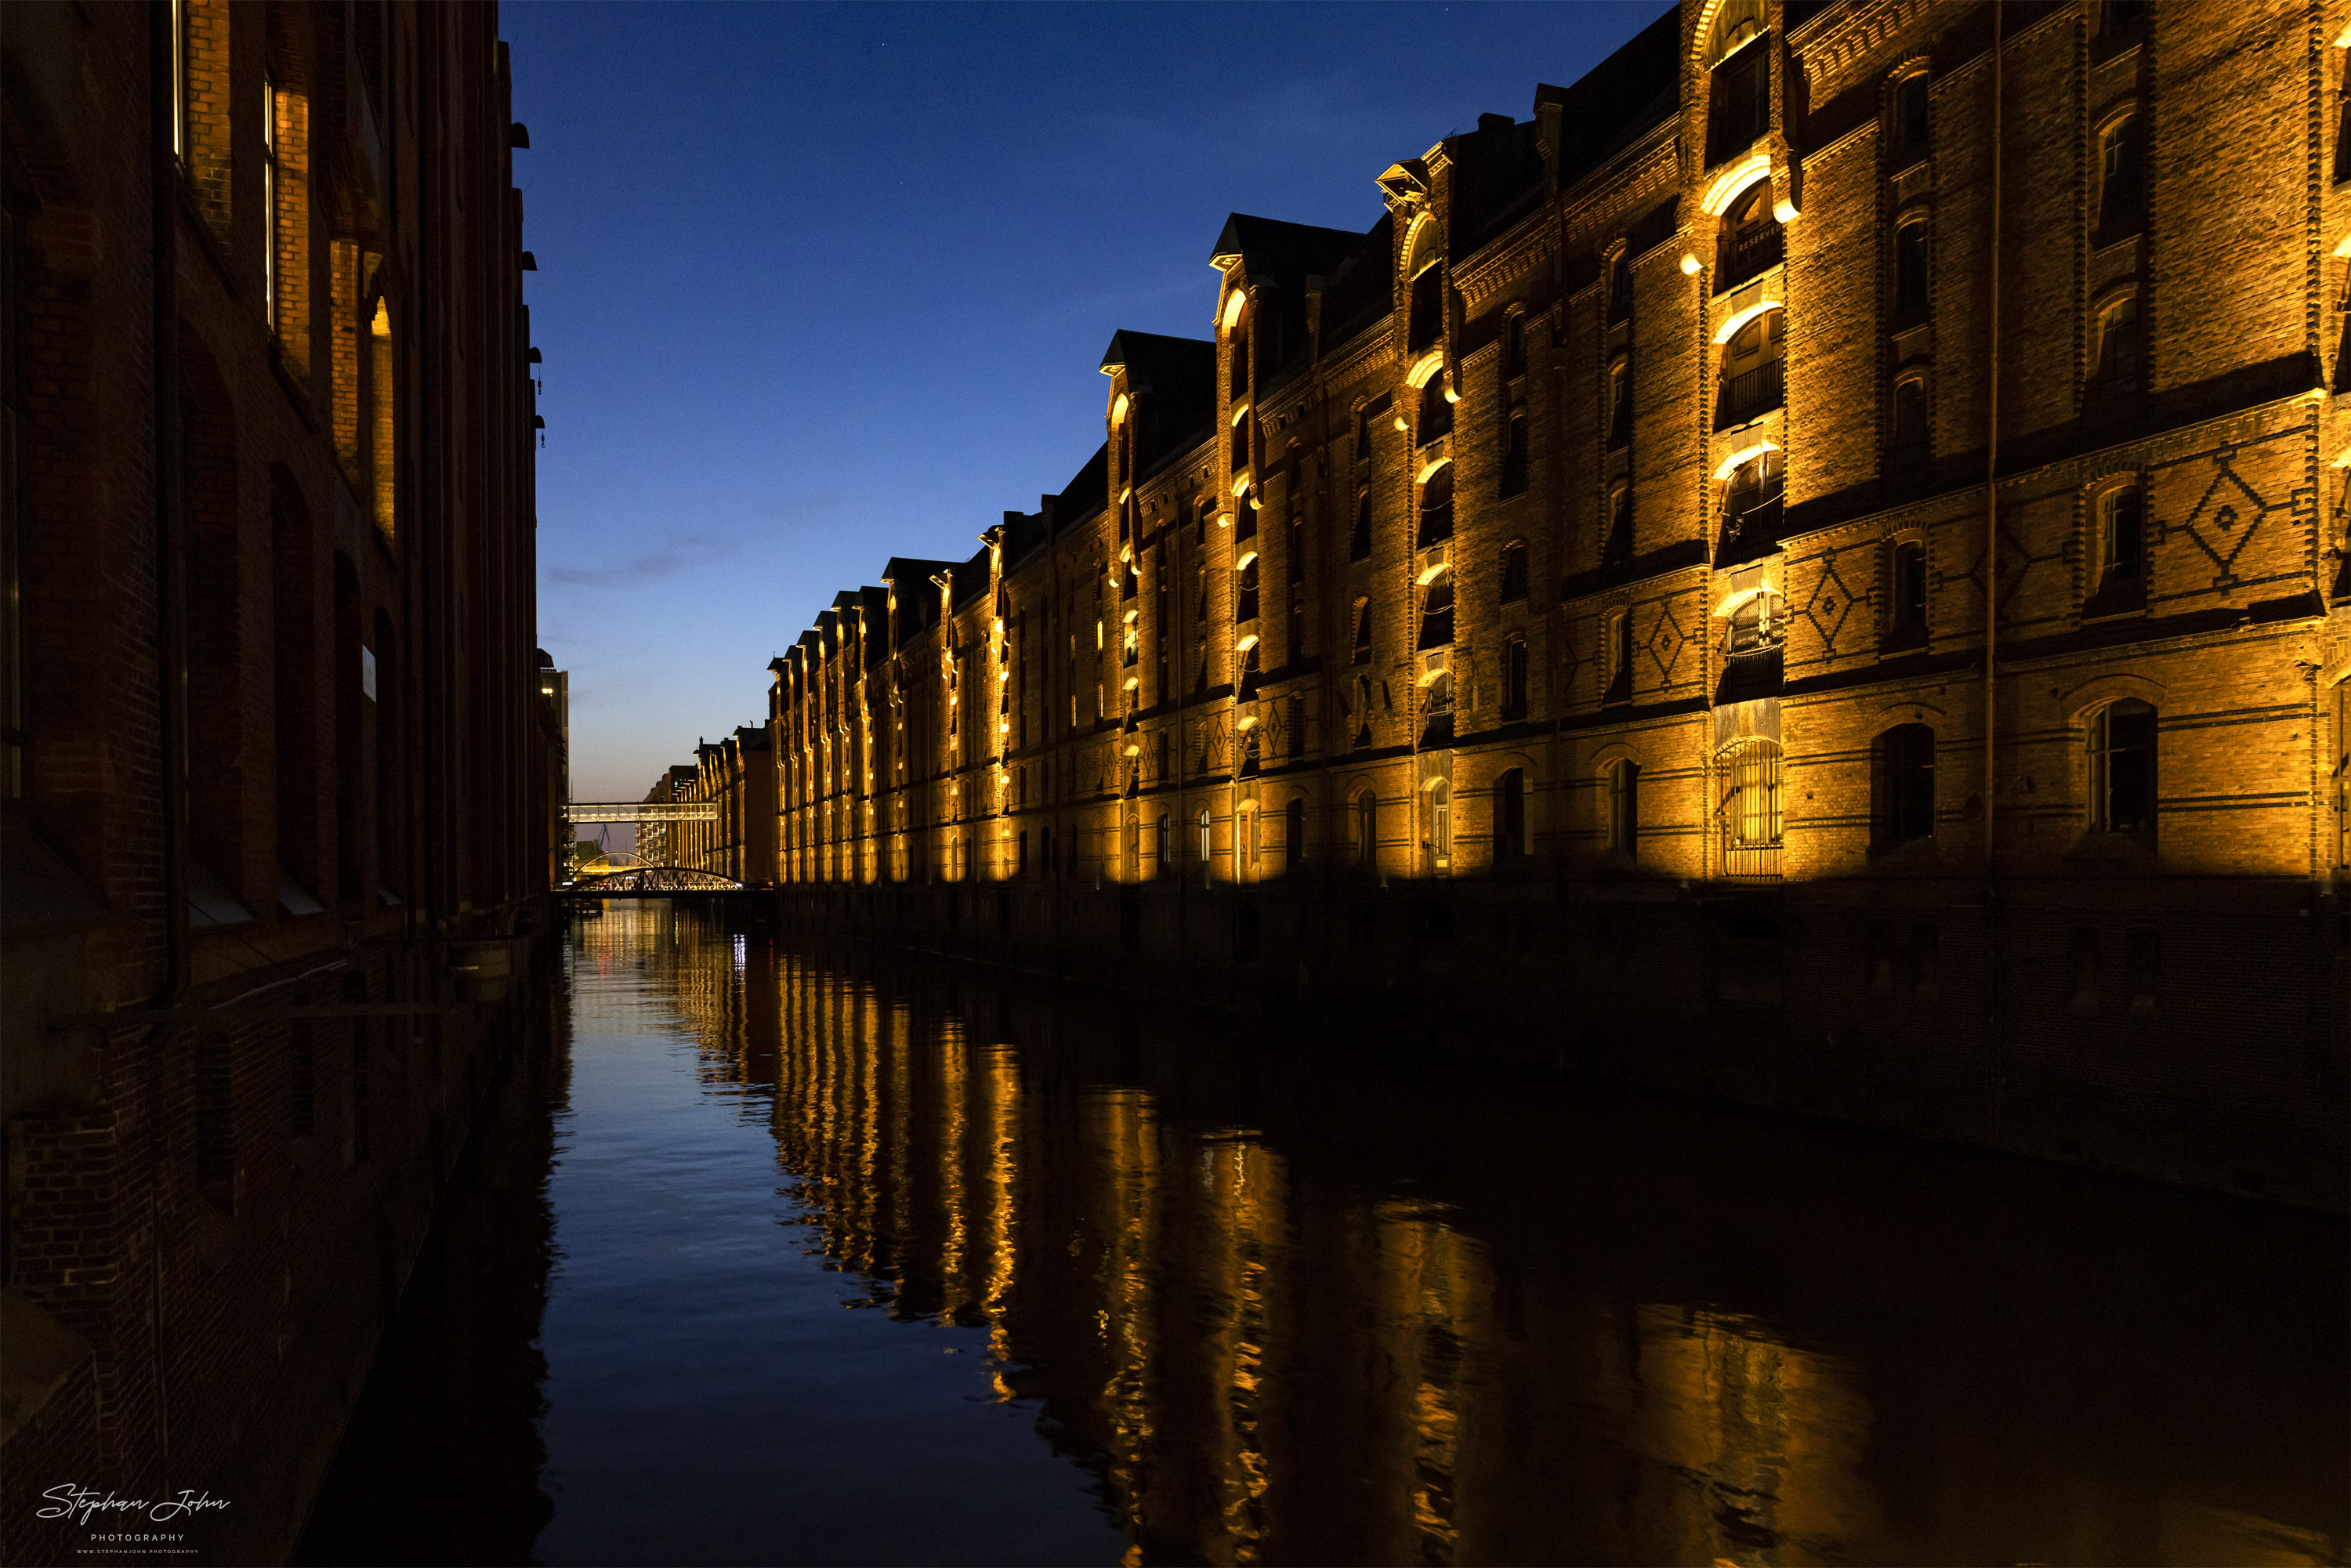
[1719, 739, 1784, 878]
[1606, 759, 1640, 859]
[2098, 482, 2145, 587]
[1708, 9, 1772, 164]
[2088, 698, 2157, 838]
[1893, 219, 1929, 320]
[1498, 541, 1529, 605]
[1231, 406, 1252, 475]
[1504, 311, 1527, 377]
[1501, 635, 1528, 719]
[1418, 563, 1454, 654]
[1407, 222, 1444, 353]
[1494, 769, 1527, 860]
[1893, 73, 1931, 162]
[1229, 320, 1249, 399]
[1429, 779, 1452, 864]
[1154, 813, 1169, 874]
[1722, 449, 1784, 549]
[1417, 463, 1454, 547]
[1606, 357, 1632, 448]
[1016, 828, 1029, 876]
[1607, 249, 1634, 324]
[1351, 597, 1372, 665]
[1718, 180, 1782, 289]
[1350, 488, 1373, 560]
[1604, 609, 1634, 701]
[1197, 806, 1215, 867]
[1892, 372, 1929, 462]
[1717, 307, 1784, 425]
[1235, 553, 1259, 623]
[2098, 111, 2144, 237]
[1887, 538, 1928, 646]
[1352, 674, 1375, 748]
[1871, 723, 1936, 850]
[1605, 481, 1633, 566]
[2094, 294, 2143, 396]
[1284, 796, 1306, 872]
[1354, 789, 1378, 865]
[1417, 373, 1453, 445]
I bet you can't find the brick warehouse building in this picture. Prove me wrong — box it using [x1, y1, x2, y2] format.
[1, 2, 549, 1560]
[659, 0, 2349, 1210]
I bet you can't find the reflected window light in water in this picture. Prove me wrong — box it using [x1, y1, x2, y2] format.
[299, 901, 2351, 1568]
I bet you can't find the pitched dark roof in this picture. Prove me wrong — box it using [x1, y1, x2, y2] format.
[951, 546, 991, 610]
[1211, 213, 1371, 394]
[1049, 440, 1110, 532]
[1445, 114, 1550, 255]
[1539, 3, 1682, 193]
[1100, 331, 1216, 480]
[1315, 210, 1396, 357]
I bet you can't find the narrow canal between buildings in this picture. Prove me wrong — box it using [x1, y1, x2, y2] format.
[297, 899, 2346, 1567]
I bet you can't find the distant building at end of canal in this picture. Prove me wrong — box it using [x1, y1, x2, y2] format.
[0, 2, 552, 1561]
[652, 0, 2349, 1211]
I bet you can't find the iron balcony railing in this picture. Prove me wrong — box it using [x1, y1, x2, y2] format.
[1719, 224, 1784, 290]
[1715, 359, 1784, 428]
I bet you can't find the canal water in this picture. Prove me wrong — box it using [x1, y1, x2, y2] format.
[297, 900, 2346, 1567]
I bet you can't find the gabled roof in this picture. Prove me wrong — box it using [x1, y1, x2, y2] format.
[1539, 3, 1681, 193]
[1314, 209, 1396, 357]
[1099, 331, 1216, 480]
[1210, 213, 1364, 283]
[1049, 441, 1110, 532]
[880, 556, 957, 586]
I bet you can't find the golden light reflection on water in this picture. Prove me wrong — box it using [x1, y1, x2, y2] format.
[567, 904, 2348, 1568]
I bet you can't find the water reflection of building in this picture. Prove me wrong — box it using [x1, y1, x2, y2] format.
[607, 907, 2345, 1568]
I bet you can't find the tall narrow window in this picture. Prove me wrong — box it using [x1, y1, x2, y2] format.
[1888, 538, 1928, 646]
[1498, 541, 1528, 604]
[1416, 464, 1454, 547]
[1722, 451, 1784, 556]
[1355, 789, 1378, 864]
[1709, 31, 1771, 164]
[1604, 610, 1632, 702]
[262, 76, 279, 327]
[1197, 806, 1214, 867]
[1893, 74, 1931, 163]
[1351, 597, 1372, 665]
[1892, 373, 1929, 464]
[1501, 636, 1528, 720]
[1495, 768, 1527, 859]
[368, 299, 395, 538]
[1718, 181, 1782, 289]
[1418, 567, 1454, 651]
[2098, 113, 2144, 237]
[1410, 258, 1444, 354]
[1417, 375, 1453, 446]
[1429, 780, 1451, 864]
[1716, 308, 1784, 427]
[1284, 796, 1306, 871]
[2098, 483, 2145, 588]
[1894, 219, 1929, 320]
[1871, 723, 1936, 849]
[1607, 250, 1634, 324]
[1505, 313, 1527, 377]
[1500, 407, 1528, 497]
[1350, 489, 1372, 560]
[2094, 295, 2143, 396]
[2088, 698, 2157, 838]
[1719, 740, 1784, 877]
[1607, 759, 1640, 858]
[1605, 482, 1632, 567]
[1607, 358, 1632, 448]
[1230, 327, 1249, 400]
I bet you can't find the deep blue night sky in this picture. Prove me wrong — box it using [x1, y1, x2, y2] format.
[503, 0, 1669, 803]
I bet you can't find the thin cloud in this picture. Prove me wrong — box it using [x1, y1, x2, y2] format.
[548, 531, 734, 588]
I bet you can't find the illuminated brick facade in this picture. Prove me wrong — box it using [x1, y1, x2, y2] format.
[687, 0, 2348, 1206]
[1, 2, 547, 1557]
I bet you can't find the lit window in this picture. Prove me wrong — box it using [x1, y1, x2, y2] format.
[1429, 779, 1451, 863]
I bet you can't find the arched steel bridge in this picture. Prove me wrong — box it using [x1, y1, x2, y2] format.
[560, 854, 749, 896]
